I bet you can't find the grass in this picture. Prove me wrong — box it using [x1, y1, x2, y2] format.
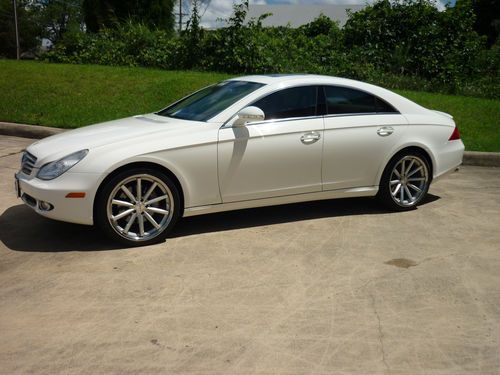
[398, 90, 500, 152]
[0, 60, 229, 128]
[0, 60, 499, 152]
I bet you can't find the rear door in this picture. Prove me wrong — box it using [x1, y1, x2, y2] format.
[321, 85, 408, 190]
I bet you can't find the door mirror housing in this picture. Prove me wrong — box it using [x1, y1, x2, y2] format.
[233, 106, 265, 127]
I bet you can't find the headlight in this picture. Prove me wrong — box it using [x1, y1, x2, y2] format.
[37, 149, 89, 180]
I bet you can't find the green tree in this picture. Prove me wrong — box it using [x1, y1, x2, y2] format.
[33, 0, 83, 44]
[471, 0, 500, 46]
[183, 0, 202, 67]
[344, 0, 484, 83]
[0, 0, 41, 58]
[299, 13, 339, 38]
[82, 0, 175, 32]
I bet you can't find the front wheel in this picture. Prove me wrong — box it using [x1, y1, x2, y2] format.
[378, 152, 431, 211]
[95, 168, 181, 246]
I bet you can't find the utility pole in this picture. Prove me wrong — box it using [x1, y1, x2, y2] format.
[13, 0, 20, 60]
[177, 0, 189, 32]
[179, 0, 182, 32]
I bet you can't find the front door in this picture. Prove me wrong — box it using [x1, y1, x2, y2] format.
[218, 85, 324, 203]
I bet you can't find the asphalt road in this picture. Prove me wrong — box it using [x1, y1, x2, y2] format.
[1, 135, 499, 374]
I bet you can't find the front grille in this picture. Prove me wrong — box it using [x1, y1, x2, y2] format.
[21, 151, 37, 175]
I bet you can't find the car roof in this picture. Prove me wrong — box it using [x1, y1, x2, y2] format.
[229, 74, 415, 101]
[209, 74, 428, 123]
[229, 74, 358, 86]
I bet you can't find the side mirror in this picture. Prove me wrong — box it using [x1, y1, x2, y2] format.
[233, 106, 265, 127]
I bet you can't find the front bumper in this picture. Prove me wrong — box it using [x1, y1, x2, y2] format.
[15, 171, 101, 225]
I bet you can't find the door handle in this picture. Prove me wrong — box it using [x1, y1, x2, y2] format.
[377, 126, 394, 137]
[300, 132, 321, 144]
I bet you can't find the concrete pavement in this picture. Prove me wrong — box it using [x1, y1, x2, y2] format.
[0, 135, 499, 374]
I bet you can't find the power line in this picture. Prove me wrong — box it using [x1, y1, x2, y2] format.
[176, 0, 211, 29]
[200, 0, 211, 19]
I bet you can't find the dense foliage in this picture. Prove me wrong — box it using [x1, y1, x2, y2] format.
[3, 0, 499, 98]
[1, 0, 84, 57]
[36, 0, 84, 44]
[0, 0, 42, 57]
[471, 0, 500, 47]
[82, 0, 175, 32]
[0, 0, 173, 57]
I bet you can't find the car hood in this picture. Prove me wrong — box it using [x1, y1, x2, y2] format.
[27, 114, 194, 163]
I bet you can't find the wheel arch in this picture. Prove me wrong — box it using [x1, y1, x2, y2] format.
[377, 144, 435, 186]
[92, 161, 185, 223]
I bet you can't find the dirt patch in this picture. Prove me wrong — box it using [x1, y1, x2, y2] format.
[385, 258, 418, 268]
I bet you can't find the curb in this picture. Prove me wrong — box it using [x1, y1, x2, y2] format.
[1, 122, 499, 167]
[0, 122, 65, 139]
[462, 151, 500, 167]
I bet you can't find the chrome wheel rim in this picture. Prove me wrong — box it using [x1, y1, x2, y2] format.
[389, 156, 429, 207]
[107, 174, 174, 242]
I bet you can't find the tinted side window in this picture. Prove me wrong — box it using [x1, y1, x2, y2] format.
[158, 80, 264, 121]
[325, 86, 377, 114]
[252, 86, 318, 120]
[375, 97, 398, 113]
[324, 86, 398, 115]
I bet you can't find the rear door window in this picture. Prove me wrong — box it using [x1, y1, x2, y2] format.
[324, 86, 398, 115]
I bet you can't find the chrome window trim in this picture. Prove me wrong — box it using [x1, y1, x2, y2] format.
[222, 112, 402, 129]
[233, 115, 325, 127]
[323, 112, 401, 119]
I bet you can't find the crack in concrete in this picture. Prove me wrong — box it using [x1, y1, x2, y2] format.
[418, 253, 457, 266]
[0, 150, 22, 159]
[370, 293, 390, 373]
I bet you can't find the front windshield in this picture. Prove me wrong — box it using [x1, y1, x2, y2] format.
[157, 80, 265, 122]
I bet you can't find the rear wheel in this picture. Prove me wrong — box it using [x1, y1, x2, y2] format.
[96, 168, 181, 246]
[378, 152, 431, 211]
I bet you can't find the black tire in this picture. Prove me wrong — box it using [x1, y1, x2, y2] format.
[95, 168, 181, 247]
[378, 150, 431, 211]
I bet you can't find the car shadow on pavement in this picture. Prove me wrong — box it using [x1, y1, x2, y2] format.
[173, 194, 440, 237]
[0, 205, 119, 252]
[0, 194, 440, 252]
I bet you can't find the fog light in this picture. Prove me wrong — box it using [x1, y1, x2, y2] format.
[39, 201, 54, 211]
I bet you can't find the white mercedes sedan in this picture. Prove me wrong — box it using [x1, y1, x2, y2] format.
[15, 74, 464, 246]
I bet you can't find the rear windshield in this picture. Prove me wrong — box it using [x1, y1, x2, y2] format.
[157, 80, 265, 122]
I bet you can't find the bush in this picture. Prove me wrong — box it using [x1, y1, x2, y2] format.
[44, 0, 499, 99]
[344, 0, 485, 84]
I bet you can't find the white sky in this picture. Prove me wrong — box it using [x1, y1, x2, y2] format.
[195, 0, 448, 28]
